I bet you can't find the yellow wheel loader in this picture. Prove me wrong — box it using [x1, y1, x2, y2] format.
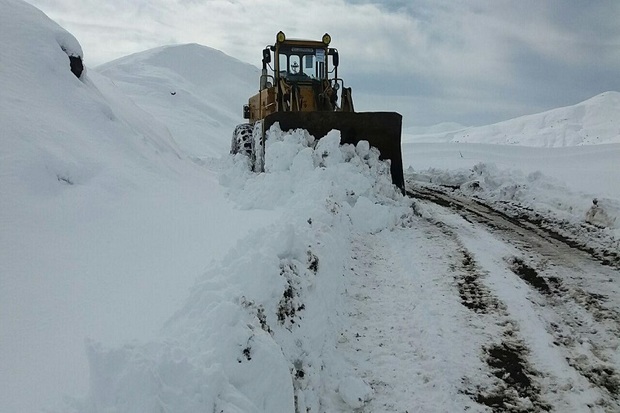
[231, 31, 404, 191]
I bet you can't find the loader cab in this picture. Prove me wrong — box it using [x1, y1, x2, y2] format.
[276, 45, 326, 82]
[260, 32, 339, 89]
[248, 32, 345, 122]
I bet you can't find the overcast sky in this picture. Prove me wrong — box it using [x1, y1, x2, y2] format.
[26, 0, 620, 127]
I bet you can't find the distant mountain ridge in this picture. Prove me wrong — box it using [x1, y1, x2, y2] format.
[404, 91, 620, 147]
[98, 43, 620, 150]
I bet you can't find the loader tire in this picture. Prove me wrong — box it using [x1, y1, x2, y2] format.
[231, 123, 254, 160]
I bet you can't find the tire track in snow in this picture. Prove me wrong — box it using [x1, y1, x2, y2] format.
[338, 221, 488, 412]
[428, 220, 552, 412]
[409, 183, 620, 412]
[504, 256, 620, 405]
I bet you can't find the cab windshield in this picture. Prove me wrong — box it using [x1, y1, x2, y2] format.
[278, 46, 327, 81]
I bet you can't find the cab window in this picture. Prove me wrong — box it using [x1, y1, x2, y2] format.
[278, 48, 325, 80]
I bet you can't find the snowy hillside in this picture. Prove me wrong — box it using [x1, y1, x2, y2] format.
[0, 1, 275, 412]
[404, 92, 620, 147]
[96, 44, 259, 157]
[2, 0, 620, 412]
[404, 122, 468, 136]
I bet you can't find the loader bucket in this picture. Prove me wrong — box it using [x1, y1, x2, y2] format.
[264, 111, 404, 192]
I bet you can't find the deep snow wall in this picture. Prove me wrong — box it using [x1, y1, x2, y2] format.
[79, 127, 411, 413]
[0, 2, 242, 412]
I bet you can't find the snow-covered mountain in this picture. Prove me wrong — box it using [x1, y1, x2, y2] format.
[96, 43, 259, 157]
[404, 92, 620, 147]
[2, 1, 619, 412]
[404, 122, 468, 136]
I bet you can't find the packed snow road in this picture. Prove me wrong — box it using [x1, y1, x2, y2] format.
[339, 182, 620, 412]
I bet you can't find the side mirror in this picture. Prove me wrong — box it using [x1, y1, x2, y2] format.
[262, 48, 271, 64]
[331, 50, 339, 67]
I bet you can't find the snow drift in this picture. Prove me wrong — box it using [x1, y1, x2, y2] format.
[78, 128, 410, 412]
[0, 2, 272, 412]
[0, 0, 183, 195]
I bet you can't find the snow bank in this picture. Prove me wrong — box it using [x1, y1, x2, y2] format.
[1, 2, 265, 412]
[79, 127, 410, 413]
[0, 0, 181, 198]
[1, 0, 82, 69]
[409, 161, 620, 241]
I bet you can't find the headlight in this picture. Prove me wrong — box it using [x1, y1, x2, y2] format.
[322, 33, 331, 45]
[277, 31, 286, 43]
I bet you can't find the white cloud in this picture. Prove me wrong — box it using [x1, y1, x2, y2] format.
[24, 0, 620, 126]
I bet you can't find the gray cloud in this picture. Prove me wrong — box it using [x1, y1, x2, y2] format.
[25, 0, 620, 126]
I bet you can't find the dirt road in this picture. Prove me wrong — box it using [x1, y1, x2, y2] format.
[337, 182, 620, 412]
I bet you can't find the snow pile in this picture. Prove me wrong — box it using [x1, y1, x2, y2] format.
[404, 92, 620, 147]
[78, 127, 410, 412]
[1, 2, 272, 412]
[408, 162, 619, 239]
[337, 376, 373, 409]
[412, 163, 587, 215]
[96, 44, 259, 157]
[0, 0, 182, 196]
[585, 198, 618, 229]
[1, 0, 83, 71]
